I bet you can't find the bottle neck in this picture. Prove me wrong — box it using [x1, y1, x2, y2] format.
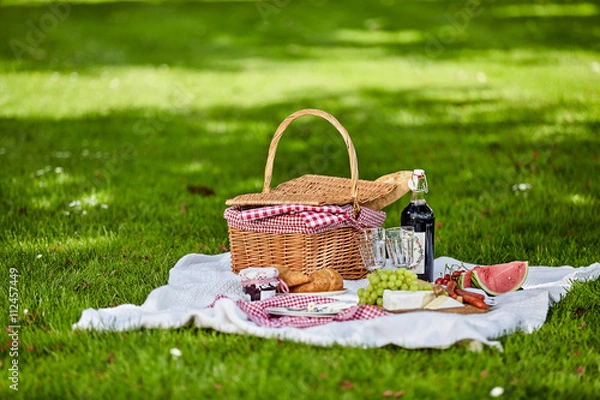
[411, 190, 427, 204]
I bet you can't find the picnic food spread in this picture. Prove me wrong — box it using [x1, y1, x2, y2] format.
[225, 108, 530, 319]
[73, 251, 600, 351]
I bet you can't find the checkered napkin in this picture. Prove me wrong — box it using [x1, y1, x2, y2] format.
[229, 295, 386, 329]
[224, 204, 385, 234]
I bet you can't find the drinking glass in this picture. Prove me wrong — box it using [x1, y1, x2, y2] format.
[358, 227, 387, 271]
[386, 226, 414, 268]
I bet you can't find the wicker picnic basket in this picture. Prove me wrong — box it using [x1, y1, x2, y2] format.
[225, 109, 411, 280]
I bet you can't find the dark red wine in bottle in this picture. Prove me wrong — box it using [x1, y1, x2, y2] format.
[400, 169, 435, 282]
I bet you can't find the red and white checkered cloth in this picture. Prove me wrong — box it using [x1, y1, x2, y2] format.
[224, 204, 385, 234]
[209, 295, 386, 329]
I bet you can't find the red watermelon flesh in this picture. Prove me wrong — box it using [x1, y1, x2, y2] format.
[459, 270, 473, 289]
[471, 261, 528, 296]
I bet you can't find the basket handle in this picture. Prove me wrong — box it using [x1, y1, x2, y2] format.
[263, 109, 360, 208]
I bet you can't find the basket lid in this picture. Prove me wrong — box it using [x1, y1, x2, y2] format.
[225, 171, 412, 210]
[225, 109, 412, 210]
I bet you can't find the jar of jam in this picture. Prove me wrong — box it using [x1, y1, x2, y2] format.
[239, 267, 281, 301]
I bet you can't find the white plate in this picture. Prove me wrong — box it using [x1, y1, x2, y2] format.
[278, 289, 347, 297]
[265, 307, 339, 318]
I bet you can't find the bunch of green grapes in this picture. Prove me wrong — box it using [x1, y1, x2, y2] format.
[357, 268, 432, 306]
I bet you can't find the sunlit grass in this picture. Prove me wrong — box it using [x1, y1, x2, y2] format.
[3, 52, 597, 122]
[493, 3, 599, 18]
[332, 28, 425, 45]
[567, 194, 596, 206]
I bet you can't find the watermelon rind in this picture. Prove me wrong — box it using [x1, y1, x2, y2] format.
[471, 261, 528, 296]
[471, 273, 482, 291]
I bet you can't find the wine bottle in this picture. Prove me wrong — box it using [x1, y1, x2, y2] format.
[400, 169, 435, 282]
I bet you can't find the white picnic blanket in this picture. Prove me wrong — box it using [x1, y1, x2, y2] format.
[73, 253, 600, 350]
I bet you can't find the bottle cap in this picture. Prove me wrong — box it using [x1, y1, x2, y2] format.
[408, 169, 428, 193]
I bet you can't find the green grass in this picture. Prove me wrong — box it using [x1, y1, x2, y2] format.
[1, 0, 599, 398]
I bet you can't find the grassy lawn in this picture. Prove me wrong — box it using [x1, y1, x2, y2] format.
[1, 0, 599, 398]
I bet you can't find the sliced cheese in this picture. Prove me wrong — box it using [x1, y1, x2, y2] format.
[382, 290, 435, 311]
[424, 296, 464, 310]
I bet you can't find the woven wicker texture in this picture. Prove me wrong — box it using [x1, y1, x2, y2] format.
[228, 227, 368, 279]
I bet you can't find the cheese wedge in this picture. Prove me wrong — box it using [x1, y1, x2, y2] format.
[382, 290, 435, 311]
[424, 296, 464, 310]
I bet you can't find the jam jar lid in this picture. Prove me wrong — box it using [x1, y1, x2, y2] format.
[239, 267, 279, 281]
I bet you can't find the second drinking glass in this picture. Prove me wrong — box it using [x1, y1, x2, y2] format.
[385, 226, 415, 269]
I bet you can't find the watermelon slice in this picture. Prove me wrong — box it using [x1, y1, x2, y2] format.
[470, 261, 528, 296]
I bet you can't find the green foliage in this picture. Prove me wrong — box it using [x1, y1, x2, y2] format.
[0, 0, 599, 398]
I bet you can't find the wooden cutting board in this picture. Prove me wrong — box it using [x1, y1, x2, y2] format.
[383, 304, 489, 315]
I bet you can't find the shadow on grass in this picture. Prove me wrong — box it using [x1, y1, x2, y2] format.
[2, 82, 597, 181]
[1, 0, 598, 266]
[1, 85, 598, 260]
[1, 0, 599, 71]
